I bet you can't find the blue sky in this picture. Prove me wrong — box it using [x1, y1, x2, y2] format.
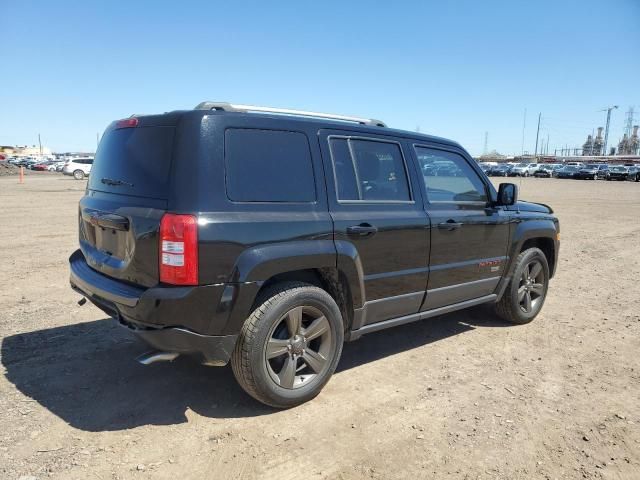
[1, 0, 638, 155]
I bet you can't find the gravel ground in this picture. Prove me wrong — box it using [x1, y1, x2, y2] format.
[0, 174, 639, 480]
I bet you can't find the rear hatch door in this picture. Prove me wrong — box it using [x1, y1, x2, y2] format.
[79, 116, 176, 287]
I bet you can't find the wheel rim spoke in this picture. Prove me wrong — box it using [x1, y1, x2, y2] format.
[277, 356, 297, 388]
[524, 291, 532, 312]
[285, 307, 303, 337]
[265, 304, 335, 390]
[303, 315, 329, 341]
[266, 338, 289, 359]
[530, 283, 544, 296]
[303, 349, 327, 373]
[529, 262, 542, 279]
[517, 285, 527, 302]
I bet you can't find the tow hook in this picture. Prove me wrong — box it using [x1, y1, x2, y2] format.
[77, 297, 87, 306]
[136, 350, 180, 365]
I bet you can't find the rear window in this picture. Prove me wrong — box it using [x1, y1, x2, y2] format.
[224, 129, 315, 202]
[89, 126, 174, 199]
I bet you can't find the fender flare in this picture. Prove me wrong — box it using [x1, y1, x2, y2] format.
[496, 218, 558, 301]
[221, 240, 365, 334]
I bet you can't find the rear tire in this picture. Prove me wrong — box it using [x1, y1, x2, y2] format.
[495, 248, 549, 325]
[73, 169, 84, 180]
[231, 282, 344, 408]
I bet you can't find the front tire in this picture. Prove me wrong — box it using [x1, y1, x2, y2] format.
[495, 248, 549, 325]
[73, 169, 84, 180]
[231, 282, 344, 408]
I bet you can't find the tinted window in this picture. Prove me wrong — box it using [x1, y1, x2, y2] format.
[225, 129, 315, 202]
[329, 137, 411, 202]
[89, 126, 174, 199]
[415, 147, 487, 203]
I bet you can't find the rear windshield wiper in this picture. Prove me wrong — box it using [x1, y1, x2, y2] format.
[101, 177, 134, 187]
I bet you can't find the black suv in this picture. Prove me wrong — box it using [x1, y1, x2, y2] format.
[69, 102, 560, 408]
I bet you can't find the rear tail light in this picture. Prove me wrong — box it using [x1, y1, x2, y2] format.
[115, 118, 139, 129]
[159, 214, 198, 285]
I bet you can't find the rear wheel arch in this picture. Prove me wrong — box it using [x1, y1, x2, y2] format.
[254, 268, 355, 334]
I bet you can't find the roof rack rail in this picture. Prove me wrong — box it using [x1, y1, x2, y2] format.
[194, 102, 386, 127]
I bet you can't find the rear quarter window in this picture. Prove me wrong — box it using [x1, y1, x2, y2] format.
[224, 129, 316, 202]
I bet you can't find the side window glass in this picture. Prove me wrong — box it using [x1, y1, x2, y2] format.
[329, 138, 411, 202]
[328, 138, 359, 200]
[225, 129, 316, 202]
[415, 147, 487, 203]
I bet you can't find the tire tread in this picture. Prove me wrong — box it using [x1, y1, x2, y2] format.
[231, 281, 331, 407]
[495, 248, 547, 325]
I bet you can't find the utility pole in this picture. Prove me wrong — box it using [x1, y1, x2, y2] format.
[601, 105, 618, 157]
[96, 132, 100, 147]
[38, 134, 42, 158]
[533, 112, 541, 159]
[483, 131, 488, 155]
[545, 134, 549, 155]
[521, 108, 527, 155]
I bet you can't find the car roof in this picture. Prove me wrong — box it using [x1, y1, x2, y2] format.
[142, 109, 464, 151]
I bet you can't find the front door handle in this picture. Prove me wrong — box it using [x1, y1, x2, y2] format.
[346, 223, 378, 237]
[437, 220, 462, 231]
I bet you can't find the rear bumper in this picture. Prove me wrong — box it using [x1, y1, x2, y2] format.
[69, 249, 241, 365]
[118, 320, 237, 366]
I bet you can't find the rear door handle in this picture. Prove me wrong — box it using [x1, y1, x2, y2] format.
[346, 223, 378, 237]
[437, 220, 462, 231]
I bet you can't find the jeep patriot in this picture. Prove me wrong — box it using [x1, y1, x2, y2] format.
[69, 102, 560, 407]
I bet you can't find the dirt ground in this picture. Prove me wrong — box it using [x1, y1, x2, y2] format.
[1, 174, 639, 480]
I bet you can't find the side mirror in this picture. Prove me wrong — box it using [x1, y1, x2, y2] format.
[497, 183, 518, 206]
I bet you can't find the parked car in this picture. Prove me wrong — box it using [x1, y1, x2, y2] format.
[533, 165, 554, 178]
[595, 164, 609, 179]
[48, 161, 64, 171]
[555, 166, 579, 179]
[62, 158, 93, 179]
[625, 166, 640, 182]
[25, 158, 40, 169]
[32, 162, 52, 171]
[69, 103, 560, 408]
[477, 162, 495, 174]
[487, 164, 513, 176]
[508, 162, 537, 177]
[574, 164, 606, 180]
[606, 166, 629, 181]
